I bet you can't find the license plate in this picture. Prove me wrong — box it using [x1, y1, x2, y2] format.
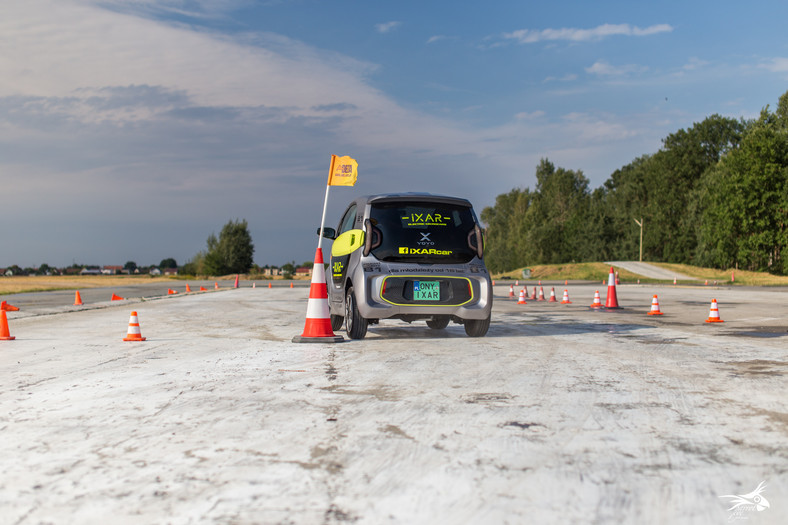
[413, 281, 440, 301]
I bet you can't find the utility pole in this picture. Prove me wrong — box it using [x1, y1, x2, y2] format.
[633, 218, 643, 262]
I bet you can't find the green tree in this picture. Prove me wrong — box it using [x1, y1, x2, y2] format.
[203, 219, 255, 275]
[159, 258, 178, 269]
[124, 261, 137, 273]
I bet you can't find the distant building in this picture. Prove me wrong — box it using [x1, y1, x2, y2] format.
[295, 267, 312, 278]
[163, 268, 178, 276]
[80, 268, 101, 275]
[102, 266, 123, 275]
[262, 267, 282, 277]
[149, 268, 162, 276]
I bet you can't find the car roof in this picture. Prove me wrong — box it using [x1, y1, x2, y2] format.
[361, 192, 473, 207]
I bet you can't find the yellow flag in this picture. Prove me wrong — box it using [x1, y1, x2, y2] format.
[327, 155, 358, 186]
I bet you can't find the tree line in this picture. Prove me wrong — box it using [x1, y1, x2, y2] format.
[481, 90, 788, 275]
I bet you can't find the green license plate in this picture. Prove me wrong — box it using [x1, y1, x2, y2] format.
[414, 281, 440, 301]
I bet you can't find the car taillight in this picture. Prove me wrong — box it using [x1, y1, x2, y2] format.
[382, 280, 387, 296]
[467, 281, 473, 298]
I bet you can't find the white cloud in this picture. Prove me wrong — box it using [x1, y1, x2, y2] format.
[543, 73, 578, 83]
[585, 60, 647, 76]
[514, 111, 546, 120]
[375, 21, 401, 34]
[427, 35, 446, 44]
[503, 23, 672, 44]
[759, 57, 788, 72]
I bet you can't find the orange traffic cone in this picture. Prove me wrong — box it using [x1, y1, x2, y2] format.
[268, 282, 272, 289]
[492, 280, 496, 286]
[560, 289, 572, 304]
[537, 286, 546, 301]
[111, 293, 125, 301]
[215, 282, 219, 290]
[234, 275, 239, 288]
[253, 282, 256, 289]
[168, 289, 177, 295]
[564, 279, 568, 286]
[122, 311, 146, 341]
[1, 301, 19, 340]
[185, 284, 192, 292]
[704, 280, 708, 286]
[531, 286, 537, 300]
[74, 291, 83, 306]
[515, 280, 519, 286]
[705, 299, 724, 323]
[509, 285, 514, 299]
[293, 248, 344, 343]
[615, 272, 620, 285]
[548, 287, 557, 302]
[517, 289, 527, 304]
[290, 282, 294, 288]
[199, 286, 207, 291]
[604, 267, 621, 309]
[647, 295, 664, 316]
[590, 290, 602, 309]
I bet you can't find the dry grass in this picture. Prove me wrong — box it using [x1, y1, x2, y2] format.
[493, 261, 788, 286]
[0, 275, 173, 295]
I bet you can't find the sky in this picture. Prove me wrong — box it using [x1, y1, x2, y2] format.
[2, 0, 787, 269]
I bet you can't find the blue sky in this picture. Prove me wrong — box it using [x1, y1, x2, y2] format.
[2, 0, 787, 268]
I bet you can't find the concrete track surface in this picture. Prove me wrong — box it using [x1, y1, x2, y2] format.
[2, 283, 786, 524]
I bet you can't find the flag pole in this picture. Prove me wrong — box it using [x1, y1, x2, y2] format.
[318, 155, 337, 251]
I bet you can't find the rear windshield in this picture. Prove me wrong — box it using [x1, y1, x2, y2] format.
[369, 201, 478, 264]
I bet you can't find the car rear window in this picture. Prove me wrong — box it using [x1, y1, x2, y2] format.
[369, 201, 478, 264]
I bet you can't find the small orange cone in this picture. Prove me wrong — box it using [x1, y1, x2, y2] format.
[564, 279, 568, 286]
[509, 285, 514, 299]
[673, 277, 677, 285]
[290, 282, 294, 288]
[111, 293, 125, 301]
[199, 286, 207, 291]
[704, 280, 708, 286]
[293, 248, 343, 343]
[604, 267, 621, 309]
[615, 272, 620, 285]
[168, 288, 177, 295]
[548, 287, 557, 302]
[253, 282, 256, 289]
[1, 301, 19, 340]
[560, 289, 572, 304]
[705, 299, 724, 323]
[215, 282, 219, 290]
[122, 311, 146, 341]
[74, 291, 83, 306]
[234, 275, 239, 288]
[590, 290, 603, 309]
[537, 286, 546, 301]
[185, 284, 192, 292]
[647, 295, 664, 316]
[268, 282, 272, 289]
[492, 280, 496, 286]
[531, 286, 537, 300]
[515, 280, 519, 286]
[517, 289, 527, 304]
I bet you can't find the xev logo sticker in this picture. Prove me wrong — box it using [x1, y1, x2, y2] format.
[417, 232, 434, 246]
[719, 481, 769, 521]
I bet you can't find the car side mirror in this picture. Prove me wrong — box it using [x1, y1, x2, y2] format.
[317, 227, 336, 240]
[332, 229, 366, 257]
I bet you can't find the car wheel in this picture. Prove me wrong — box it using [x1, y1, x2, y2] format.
[345, 286, 368, 340]
[464, 314, 490, 337]
[426, 316, 450, 330]
[330, 314, 344, 331]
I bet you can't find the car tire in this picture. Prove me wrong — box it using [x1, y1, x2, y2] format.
[345, 286, 368, 340]
[330, 314, 344, 331]
[426, 316, 450, 330]
[464, 314, 490, 337]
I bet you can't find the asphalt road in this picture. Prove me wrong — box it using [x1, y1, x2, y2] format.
[1, 282, 785, 524]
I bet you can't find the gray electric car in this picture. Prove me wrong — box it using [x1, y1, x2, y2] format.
[318, 193, 493, 339]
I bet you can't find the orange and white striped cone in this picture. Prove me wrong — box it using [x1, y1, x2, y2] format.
[537, 286, 546, 301]
[215, 282, 219, 290]
[509, 285, 514, 299]
[531, 286, 537, 300]
[492, 280, 495, 286]
[548, 287, 557, 302]
[647, 295, 664, 316]
[122, 311, 146, 341]
[74, 291, 83, 306]
[515, 280, 519, 286]
[168, 288, 177, 295]
[560, 289, 572, 304]
[705, 299, 724, 323]
[293, 248, 344, 343]
[590, 290, 603, 309]
[1, 301, 19, 340]
[517, 289, 527, 305]
[185, 284, 192, 292]
[604, 267, 621, 309]
[253, 282, 256, 289]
